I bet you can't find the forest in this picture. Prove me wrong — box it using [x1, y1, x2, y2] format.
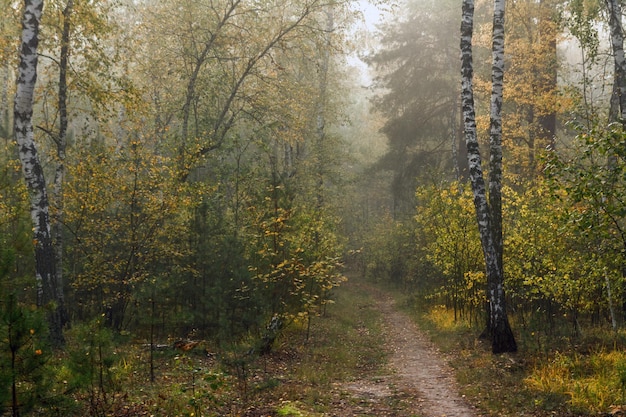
[3, 0, 626, 415]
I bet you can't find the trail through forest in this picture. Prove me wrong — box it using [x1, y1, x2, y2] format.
[331, 283, 480, 417]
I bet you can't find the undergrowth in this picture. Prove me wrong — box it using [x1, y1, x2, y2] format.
[29, 277, 387, 417]
[399, 293, 626, 416]
[272, 278, 387, 414]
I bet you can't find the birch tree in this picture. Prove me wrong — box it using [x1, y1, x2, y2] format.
[138, 0, 328, 182]
[460, 0, 516, 353]
[14, 0, 65, 347]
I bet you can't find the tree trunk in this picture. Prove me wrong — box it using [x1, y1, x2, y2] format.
[178, 0, 241, 176]
[461, 0, 516, 354]
[488, 0, 505, 276]
[315, 6, 333, 211]
[1, 52, 8, 137]
[51, 0, 73, 330]
[538, 0, 557, 150]
[14, 0, 65, 347]
[453, 95, 469, 184]
[605, 0, 626, 323]
[606, 0, 626, 123]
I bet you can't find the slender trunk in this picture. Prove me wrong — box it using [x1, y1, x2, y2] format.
[9, 309, 19, 417]
[179, 0, 241, 175]
[179, 0, 241, 177]
[1, 55, 8, 138]
[606, 0, 626, 123]
[605, 268, 617, 330]
[14, 0, 64, 347]
[452, 99, 460, 185]
[488, 0, 516, 354]
[461, 0, 516, 353]
[610, 75, 621, 123]
[150, 294, 156, 383]
[315, 7, 332, 212]
[538, 0, 557, 150]
[488, 0, 505, 275]
[605, 0, 626, 316]
[51, 0, 73, 329]
[457, 97, 469, 182]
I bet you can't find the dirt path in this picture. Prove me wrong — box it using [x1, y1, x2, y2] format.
[378, 291, 479, 417]
[332, 285, 480, 417]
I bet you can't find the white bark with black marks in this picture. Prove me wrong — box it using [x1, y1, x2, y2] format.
[14, 0, 65, 347]
[461, 0, 516, 353]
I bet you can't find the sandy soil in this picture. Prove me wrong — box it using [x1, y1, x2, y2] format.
[328, 286, 481, 417]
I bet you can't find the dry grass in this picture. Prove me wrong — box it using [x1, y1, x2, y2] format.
[395, 295, 626, 416]
[49, 277, 389, 417]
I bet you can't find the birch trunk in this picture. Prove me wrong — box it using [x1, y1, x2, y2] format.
[14, 0, 65, 347]
[461, 0, 516, 353]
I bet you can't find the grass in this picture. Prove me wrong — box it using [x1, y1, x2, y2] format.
[272, 278, 388, 413]
[524, 349, 626, 414]
[43, 274, 626, 416]
[391, 290, 626, 416]
[35, 276, 389, 417]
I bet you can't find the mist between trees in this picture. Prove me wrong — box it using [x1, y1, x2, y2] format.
[2, 0, 626, 414]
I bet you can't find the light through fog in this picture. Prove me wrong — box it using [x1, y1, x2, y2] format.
[348, 0, 393, 85]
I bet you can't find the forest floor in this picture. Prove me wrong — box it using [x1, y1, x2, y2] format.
[323, 281, 481, 417]
[112, 276, 499, 417]
[51, 274, 615, 416]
